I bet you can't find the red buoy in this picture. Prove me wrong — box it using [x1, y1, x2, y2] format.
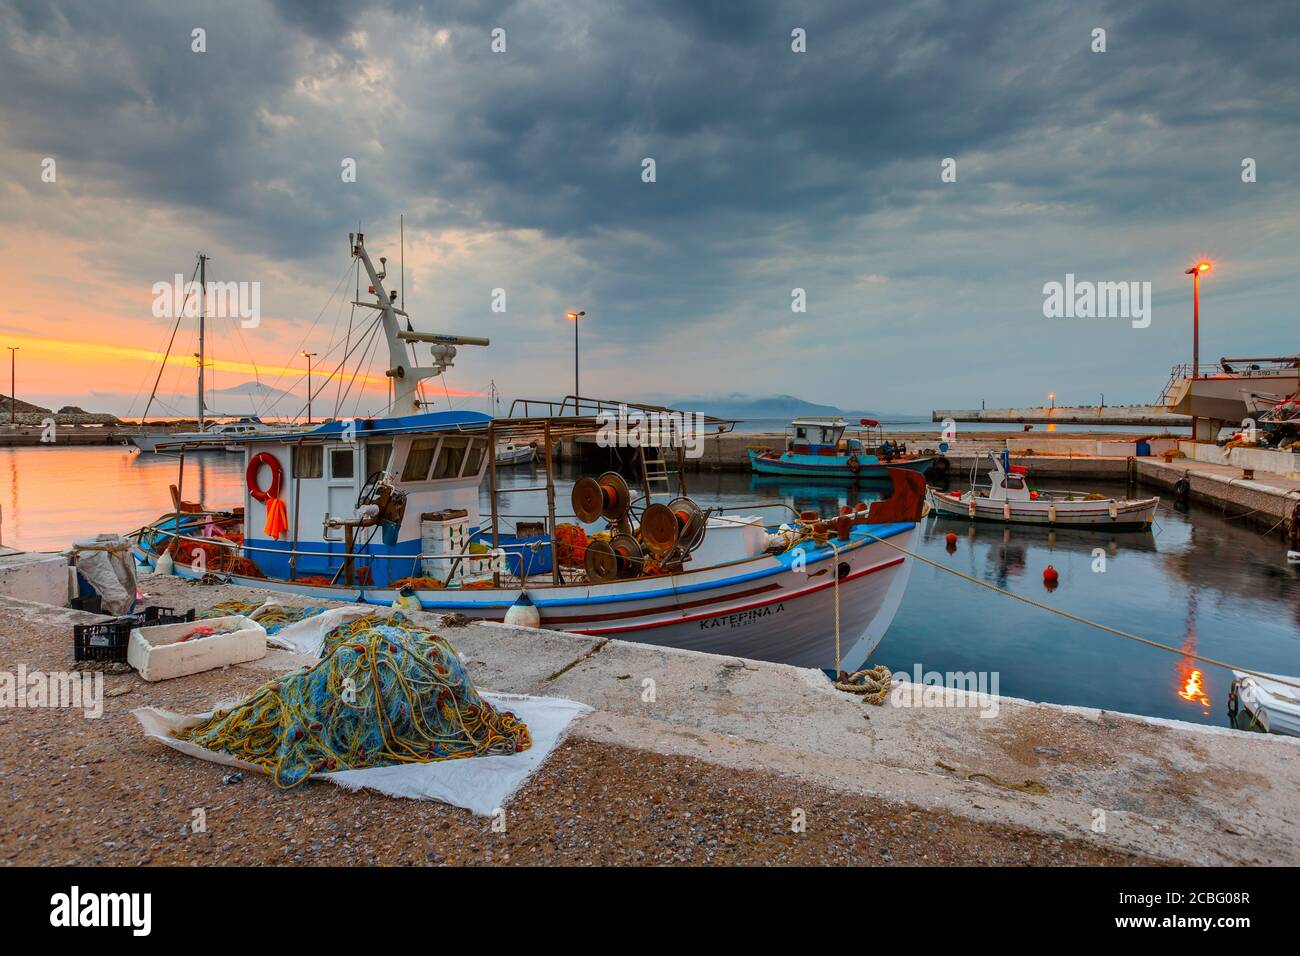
[945, 531, 958, 546]
[1043, 565, 1059, 586]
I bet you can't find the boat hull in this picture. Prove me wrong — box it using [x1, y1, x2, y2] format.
[132, 521, 919, 673]
[1232, 671, 1300, 737]
[494, 446, 536, 466]
[927, 488, 1159, 530]
[749, 449, 934, 480]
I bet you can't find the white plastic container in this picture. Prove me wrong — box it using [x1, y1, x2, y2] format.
[127, 614, 267, 682]
[689, 516, 768, 569]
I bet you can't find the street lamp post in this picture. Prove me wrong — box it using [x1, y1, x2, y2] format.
[6, 347, 16, 426]
[565, 311, 585, 408]
[302, 351, 318, 424]
[1183, 261, 1212, 440]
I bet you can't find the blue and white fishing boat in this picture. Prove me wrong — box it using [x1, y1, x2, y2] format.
[748, 416, 935, 480]
[130, 232, 926, 673]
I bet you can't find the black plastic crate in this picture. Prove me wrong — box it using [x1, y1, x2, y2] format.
[72, 606, 196, 663]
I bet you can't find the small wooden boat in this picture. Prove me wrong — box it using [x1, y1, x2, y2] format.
[748, 416, 935, 480]
[927, 451, 1159, 530]
[494, 442, 535, 466]
[1230, 671, 1300, 737]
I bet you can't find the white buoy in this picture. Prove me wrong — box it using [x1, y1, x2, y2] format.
[1288, 550, 1300, 564]
[154, 549, 175, 575]
[504, 591, 541, 628]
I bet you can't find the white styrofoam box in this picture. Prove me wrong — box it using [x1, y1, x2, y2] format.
[689, 516, 767, 569]
[127, 614, 267, 682]
[0, 552, 72, 607]
[420, 511, 491, 581]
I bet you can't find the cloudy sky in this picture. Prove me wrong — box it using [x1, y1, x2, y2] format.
[0, 0, 1296, 421]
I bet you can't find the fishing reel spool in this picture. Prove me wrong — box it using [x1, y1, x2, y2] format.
[637, 497, 706, 568]
[583, 533, 645, 583]
[572, 471, 633, 532]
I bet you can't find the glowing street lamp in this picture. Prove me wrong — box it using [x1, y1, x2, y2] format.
[1183, 260, 1212, 440]
[565, 311, 586, 405]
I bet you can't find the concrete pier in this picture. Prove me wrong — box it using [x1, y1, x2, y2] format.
[2, 574, 1296, 865]
[934, 405, 1192, 427]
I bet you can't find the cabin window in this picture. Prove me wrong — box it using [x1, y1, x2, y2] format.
[330, 447, 355, 480]
[291, 445, 323, 479]
[462, 437, 486, 477]
[366, 442, 392, 478]
[402, 438, 440, 481]
[432, 436, 469, 478]
[795, 427, 807, 439]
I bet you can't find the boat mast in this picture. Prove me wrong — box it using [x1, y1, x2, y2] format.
[350, 231, 490, 415]
[197, 253, 208, 428]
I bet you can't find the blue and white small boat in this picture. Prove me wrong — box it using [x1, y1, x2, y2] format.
[748, 416, 935, 480]
[129, 232, 927, 673]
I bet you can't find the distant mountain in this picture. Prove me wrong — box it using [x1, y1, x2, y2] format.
[1, 394, 52, 414]
[654, 393, 858, 421]
[209, 381, 294, 401]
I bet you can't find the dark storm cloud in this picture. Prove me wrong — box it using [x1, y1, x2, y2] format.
[1, 0, 1296, 406]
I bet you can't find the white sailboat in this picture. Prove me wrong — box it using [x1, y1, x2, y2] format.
[128, 254, 306, 453]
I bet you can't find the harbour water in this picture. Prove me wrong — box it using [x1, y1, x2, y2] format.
[4, 445, 1297, 727]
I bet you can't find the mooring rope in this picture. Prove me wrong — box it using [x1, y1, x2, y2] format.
[856, 526, 1300, 692]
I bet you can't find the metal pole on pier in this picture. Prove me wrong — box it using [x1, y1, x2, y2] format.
[566, 310, 585, 406]
[7, 346, 17, 425]
[1184, 260, 1212, 441]
[197, 254, 209, 429]
[301, 352, 318, 424]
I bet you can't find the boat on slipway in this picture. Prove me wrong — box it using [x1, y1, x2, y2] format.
[129, 231, 927, 673]
[927, 450, 1159, 530]
[748, 416, 935, 480]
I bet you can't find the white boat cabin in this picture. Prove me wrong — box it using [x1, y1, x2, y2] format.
[239, 411, 494, 586]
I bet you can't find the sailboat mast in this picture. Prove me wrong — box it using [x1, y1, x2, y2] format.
[197, 253, 208, 428]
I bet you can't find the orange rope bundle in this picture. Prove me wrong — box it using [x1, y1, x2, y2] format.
[554, 523, 589, 568]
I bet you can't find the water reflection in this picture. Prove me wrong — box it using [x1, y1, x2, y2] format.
[3, 449, 1297, 727]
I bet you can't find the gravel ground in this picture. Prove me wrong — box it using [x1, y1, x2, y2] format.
[0, 579, 1157, 866]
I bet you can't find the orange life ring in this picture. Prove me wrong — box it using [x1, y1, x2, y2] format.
[246, 452, 283, 503]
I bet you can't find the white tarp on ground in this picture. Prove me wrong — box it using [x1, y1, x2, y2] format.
[241, 600, 377, 655]
[133, 692, 591, 816]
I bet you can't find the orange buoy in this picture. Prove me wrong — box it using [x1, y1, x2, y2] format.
[945, 531, 958, 545]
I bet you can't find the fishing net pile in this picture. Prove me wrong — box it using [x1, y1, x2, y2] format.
[174, 612, 531, 788]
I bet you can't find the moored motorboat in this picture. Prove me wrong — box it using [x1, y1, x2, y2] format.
[927, 451, 1159, 530]
[1230, 671, 1300, 737]
[494, 441, 536, 466]
[748, 416, 935, 480]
